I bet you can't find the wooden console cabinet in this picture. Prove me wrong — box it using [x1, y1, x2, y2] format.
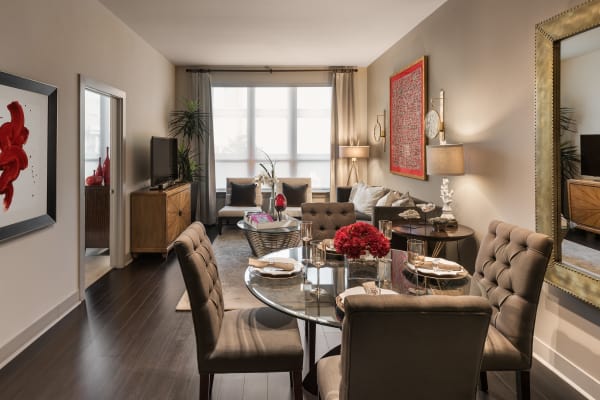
[131, 183, 191, 257]
[567, 179, 600, 234]
[85, 185, 110, 248]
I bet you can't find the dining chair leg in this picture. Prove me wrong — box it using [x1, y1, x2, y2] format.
[479, 371, 488, 392]
[308, 321, 316, 368]
[209, 373, 214, 395]
[292, 369, 303, 400]
[199, 373, 211, 400]
[517, 370, 530, 400]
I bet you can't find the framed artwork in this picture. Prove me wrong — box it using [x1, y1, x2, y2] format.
[0, 71, 57, 242]
[389, 56, 427, 180]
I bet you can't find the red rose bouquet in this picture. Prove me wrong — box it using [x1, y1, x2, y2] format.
[333, 222, 391, 259]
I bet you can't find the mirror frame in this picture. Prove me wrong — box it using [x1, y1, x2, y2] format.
[535, 0, 600, 309]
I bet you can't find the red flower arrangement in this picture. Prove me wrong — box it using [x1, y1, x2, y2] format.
[333, 222, 391, 259]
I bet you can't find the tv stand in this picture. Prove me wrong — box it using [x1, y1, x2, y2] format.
[131, 183, 191, 257]
[567, 179, 600, 234]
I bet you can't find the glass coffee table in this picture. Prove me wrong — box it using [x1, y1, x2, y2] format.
[236, 219, 301, 257]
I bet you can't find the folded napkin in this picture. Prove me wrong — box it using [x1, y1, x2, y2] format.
[418, 258, 463, 272]
[248, 257, 296, 271]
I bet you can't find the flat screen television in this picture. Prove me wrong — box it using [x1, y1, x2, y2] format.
[150, 136, 178, 188]
[580, 134, 600, 178]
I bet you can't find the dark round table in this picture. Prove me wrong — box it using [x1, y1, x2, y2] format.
[392, 223, 475, 257]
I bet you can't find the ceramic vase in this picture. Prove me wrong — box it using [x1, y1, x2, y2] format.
[102, 146, 110, 185]
[96, 157, 103, 184]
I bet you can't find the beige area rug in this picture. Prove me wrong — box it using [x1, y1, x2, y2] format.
[562, 239, 600, 278]
[176, 227, 263, 311]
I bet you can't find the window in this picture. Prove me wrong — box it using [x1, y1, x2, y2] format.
[213, 86, 331, 190]
[84, 89, 110, 178]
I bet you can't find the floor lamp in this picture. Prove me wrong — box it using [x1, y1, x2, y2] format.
[339, 145, 370, 185]
[426, 143, 464, 221]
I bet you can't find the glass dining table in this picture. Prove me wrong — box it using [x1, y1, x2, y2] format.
[244, 246, 485, 394]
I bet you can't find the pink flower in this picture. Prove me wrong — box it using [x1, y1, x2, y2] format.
[333, 222, 390, 259]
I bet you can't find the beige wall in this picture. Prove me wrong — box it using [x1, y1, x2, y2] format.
[366, 0, 599, 397]
[0, 0, 174, 366]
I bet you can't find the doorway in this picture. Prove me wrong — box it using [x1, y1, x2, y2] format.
[79, 76, 126, 297]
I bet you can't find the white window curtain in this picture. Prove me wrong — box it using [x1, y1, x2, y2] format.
[191, 72, 217, 224]
[330, 71, 355, 199]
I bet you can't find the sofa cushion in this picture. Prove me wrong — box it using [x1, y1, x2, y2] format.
[352, 185, 388, 216]
[376, 190, 403, 207]
[391, 192, 415, 207]
[282, 182, 308, 207]
[230, 182, 257, 206]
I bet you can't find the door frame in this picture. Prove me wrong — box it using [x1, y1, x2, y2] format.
[78, 75, 126, 300]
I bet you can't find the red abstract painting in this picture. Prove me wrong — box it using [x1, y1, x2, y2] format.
[0, 101, 29, 210]
[389, 56, 427, 180]
[0, 71, 56, 243]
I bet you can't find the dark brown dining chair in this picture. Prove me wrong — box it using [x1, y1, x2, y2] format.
[301, 202, 356, 240]
[174, 222, 304, 400]
[317, 294, 492, 400]
[473, 220, 553, 400]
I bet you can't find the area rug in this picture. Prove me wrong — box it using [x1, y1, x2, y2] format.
[176, 227, 263, 311]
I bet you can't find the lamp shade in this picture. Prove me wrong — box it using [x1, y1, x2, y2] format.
[426, 144, 465, 176]
[339, 145, 370, 159]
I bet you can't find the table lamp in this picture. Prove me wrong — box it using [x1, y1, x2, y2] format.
[426, 143, 464, 221]
[339, 145, 370, 185]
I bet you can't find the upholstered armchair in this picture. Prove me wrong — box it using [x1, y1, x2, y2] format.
[276, 177, 312, 218]
[317, 295, 492, 400]
[174, 222, 304, 400]
[473, 220, 553, 400]
[301, 202, 356, 240]
[217, 178, 263, 234]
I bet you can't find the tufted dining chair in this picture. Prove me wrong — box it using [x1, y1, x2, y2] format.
[301, 202, 356, 240]
[473, 220, 553, 400]
[317, 294, 492, 400]
[174, 222, 304, 400]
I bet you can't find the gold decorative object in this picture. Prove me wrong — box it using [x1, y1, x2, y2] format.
[535, 0, 600, 309]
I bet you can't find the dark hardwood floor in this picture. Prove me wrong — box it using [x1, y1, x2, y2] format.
[0, 225, 586, 399]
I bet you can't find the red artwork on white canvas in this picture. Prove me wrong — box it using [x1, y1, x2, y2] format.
[0, 101, 29, 210]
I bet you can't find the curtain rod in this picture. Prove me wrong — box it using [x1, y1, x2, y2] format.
[186, 67, 358, 73]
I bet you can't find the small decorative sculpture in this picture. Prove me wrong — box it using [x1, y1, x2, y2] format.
[439, 178, 456, 221]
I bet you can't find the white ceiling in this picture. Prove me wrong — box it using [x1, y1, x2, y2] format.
[99, 0, 446, 67]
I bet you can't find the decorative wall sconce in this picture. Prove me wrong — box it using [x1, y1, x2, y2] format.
[425, 89, 445, 143]
[373, 110, 386, 150]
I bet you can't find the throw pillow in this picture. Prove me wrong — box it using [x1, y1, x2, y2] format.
[230, 182, 257, 206]
[352, 185, 388, 216]
[391, 192, 416, 207]
[376, 190, 402, 207]
[348, 182, 366, 202]
[282, 182, 308, 207]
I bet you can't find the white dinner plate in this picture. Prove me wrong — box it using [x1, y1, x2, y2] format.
[249, 258, 303, 277]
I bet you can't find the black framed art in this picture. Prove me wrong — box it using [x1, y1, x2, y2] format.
[0, 71, 57, 242]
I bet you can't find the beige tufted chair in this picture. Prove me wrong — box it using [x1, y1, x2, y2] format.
[301, 202, 356, 240]
[317, 295, 492, 400]
[174, 222, 304, 400]
[473, 220, 553, 400]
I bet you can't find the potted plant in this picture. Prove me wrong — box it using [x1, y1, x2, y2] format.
[559, 107, 580, 219]
[169, 100, 210, 218]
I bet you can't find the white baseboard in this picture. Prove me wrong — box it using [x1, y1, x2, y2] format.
[533, 337, 599, 399]
[0, 292, 81, 370]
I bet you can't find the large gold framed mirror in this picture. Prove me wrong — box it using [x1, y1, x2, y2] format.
[536, 0, 600, 308]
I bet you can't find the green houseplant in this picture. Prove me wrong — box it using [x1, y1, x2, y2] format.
[168, 100, 210, 182]
[559, 107, 580, 218]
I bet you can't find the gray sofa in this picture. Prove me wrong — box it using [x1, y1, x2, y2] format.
[337, 186, 442, 251]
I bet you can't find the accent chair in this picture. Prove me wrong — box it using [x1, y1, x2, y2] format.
[217, 177, 263, 234]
